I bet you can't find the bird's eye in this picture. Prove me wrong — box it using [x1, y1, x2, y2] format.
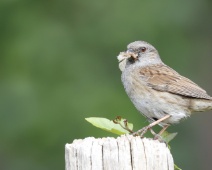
[141, 47, 147, 52]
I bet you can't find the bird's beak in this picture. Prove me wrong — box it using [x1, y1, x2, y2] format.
[117, 51, 138, 63]
[117, 51, 138, 71]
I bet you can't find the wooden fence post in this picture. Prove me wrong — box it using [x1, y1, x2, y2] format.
[65, 135, 174, 170]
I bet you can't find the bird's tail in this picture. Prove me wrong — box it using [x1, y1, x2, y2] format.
[191, 99, 212, 112]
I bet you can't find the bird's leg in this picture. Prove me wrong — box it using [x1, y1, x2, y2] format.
[133, 114, 171, 137]
[153, 124, 170, 140]
[158, 124, 169, 136]
[149, 128, 157, 136]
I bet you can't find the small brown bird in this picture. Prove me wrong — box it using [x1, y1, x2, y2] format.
[117, 41, 212, 136]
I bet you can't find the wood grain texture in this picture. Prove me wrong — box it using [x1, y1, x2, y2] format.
[65, 135, 174, 170]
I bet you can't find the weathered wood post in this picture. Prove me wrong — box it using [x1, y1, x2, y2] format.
[65, 135, 174, 170]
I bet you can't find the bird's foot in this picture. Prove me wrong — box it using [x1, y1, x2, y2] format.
[132, 125, 151, 137]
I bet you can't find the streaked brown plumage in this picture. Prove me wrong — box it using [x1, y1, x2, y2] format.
[139, 64, 212, 100]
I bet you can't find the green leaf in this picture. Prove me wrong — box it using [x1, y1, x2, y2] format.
[174, 164, 182, 170]
[85, 117, 133, 135]
[161, 131, 178, 144]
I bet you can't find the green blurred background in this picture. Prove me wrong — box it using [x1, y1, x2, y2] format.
[1, 0, 212, 169]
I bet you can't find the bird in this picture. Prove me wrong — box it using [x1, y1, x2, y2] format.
[117, 40, 212, 136]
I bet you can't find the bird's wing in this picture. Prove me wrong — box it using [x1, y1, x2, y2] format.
[140, 64, 212, 99]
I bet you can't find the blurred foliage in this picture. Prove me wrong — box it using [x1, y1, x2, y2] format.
[0, 0, 212, 170]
